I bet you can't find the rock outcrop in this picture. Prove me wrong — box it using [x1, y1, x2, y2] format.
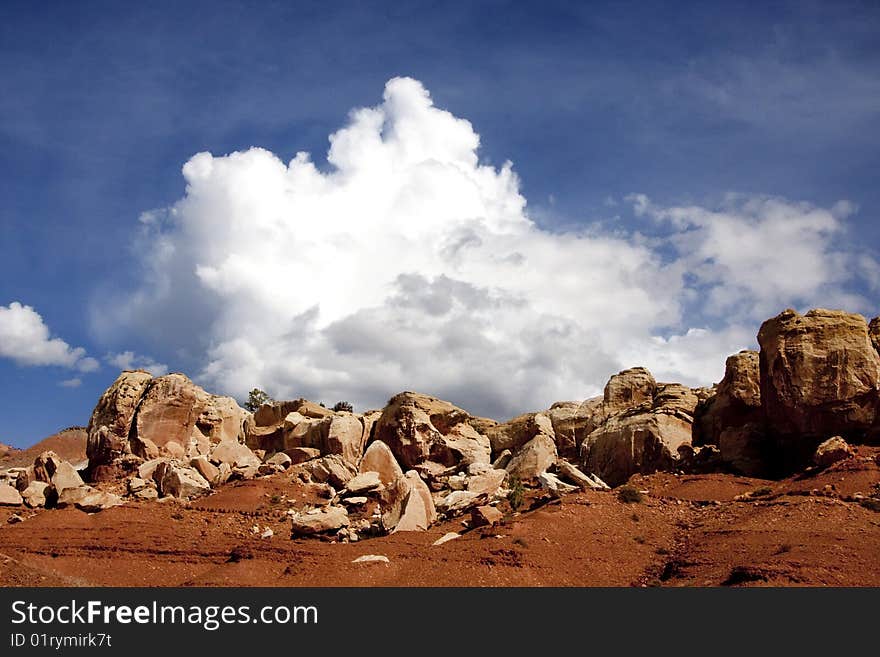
[695, 350, 768, 476]
[371, 392, 491, 470]
[758, 309, 880, 469]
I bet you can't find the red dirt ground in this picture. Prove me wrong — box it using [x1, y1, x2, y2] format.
[1, 452, 878, 587]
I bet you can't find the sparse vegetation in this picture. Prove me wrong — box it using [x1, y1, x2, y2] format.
[507, 475, 525, 511]
[332, 401, 354, 413]
[859, 497, 880, 512]
[617, 485, 644, 504]
[750, 486, 774, 498]
[243, 388, 273, 412]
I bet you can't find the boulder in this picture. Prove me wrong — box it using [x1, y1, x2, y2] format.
[308, 455, 356, 489]
[547, 400, 603, 459]
[136, 374, 245, 453]
[346, 471, 382, 494]
[505, 434, 557, 481]
[604, 367, 656, 413]
[75, 490, 123, 513]
[466, 468, 507, 496]
[155, 462, 211, 499]
[33, 450, 64, 483]
[162, 440, 185, 459]
[209, 440, 261, 469]
[538, 472, 578, 498]
[471, 505, 503, 527]
[696, 350, 769, 476]
[870, 316, 880, 355]
[813, 436, 854, 469]
[556, 460, 604, 490]
[137, 458, 167, 481]
[325, 415, 365, 466]
[432, 532, 460, 546]
[758, 309, 880, 468]
[54, 485, 94, 508]
[437, 490, 483, 515]
[266, 452, 292, 469]
[285, 447, 321, 464]
[359, 440, 403, 486]
[130, 436, 160, 460]
[394, 471, 437, 532]
[21, 481, 49, 508]
[487, 412, 556, 455]
[491, 449, 512, 470]
[0, 483, 22, 506]
[86, 370, 153, 468]
[371, 392, 491, 470]
[290, 506, 349, 536]
[190, 456, 220, 484]
[50, 461, 85, 495]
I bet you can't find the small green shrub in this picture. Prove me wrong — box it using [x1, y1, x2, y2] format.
[617, 485, 644, 504]
[332, 401, 354, 413]
[507, 475, 525, 511]
[750, 486, 773, 498]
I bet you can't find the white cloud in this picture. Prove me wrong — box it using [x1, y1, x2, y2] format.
[106, 351, 169, 376]
[97, 77, 877, 419]
[0, 302, 98, 372]
[59, 377, 82, 388]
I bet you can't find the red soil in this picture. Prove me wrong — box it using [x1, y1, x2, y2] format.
[0, 428, 87, 469]
[1, 454, 877, 587]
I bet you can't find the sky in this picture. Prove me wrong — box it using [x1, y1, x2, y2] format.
[1, 0, 879, 448]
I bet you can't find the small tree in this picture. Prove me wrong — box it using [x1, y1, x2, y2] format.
[507, 475, 525, 511]
[332, 401, 354, 413]
[244, 388, 272, 412]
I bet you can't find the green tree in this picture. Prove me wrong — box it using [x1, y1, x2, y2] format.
[332, 401, 354, 413]
[244, 388, 273, 412]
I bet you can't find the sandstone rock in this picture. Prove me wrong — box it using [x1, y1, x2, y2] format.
[393, 471, 436, 532]
[813, 436, 854, 469]
[126, 477, 149, 493]
[470, 505, 503, 527]
[155, 462, 211, 499]
[86, 370, 153, 468]
[581, 410, 691, 487]
[437, 490, 483, 515]
[758, 309, 880, 467]
[352, 554, 389, 564]
[604, 367, 656, 412]
[372, 392, 491, 470]
[379, 474, 410, 531]
[505, 434, 557, 481]
[538, 471, 578, 498]
[466, 468, 507, 496]
[14, 466, 36, 492]
[190, 456, 220, 484]
[54, 485, 93, 508]
[21, 481, 49, 508]
[210, 440, 261, 469]
[487, 412, 555, 455]
[75, 490, 123, 513]
[346, 471, 382, 494]
[0, 483, 22, 506]
[285, 447, 322, 464]
[134, 487, 159, 501]
[325, 414, 365, 466]
[547, 400, 604, 459]
[290, 506, 349, 536]
[432, 532, 460, 546]
[136, 374, 245, 453]
[556, 460, 603, 490]
[33, 450, 64, 483]
[137, 458, 167, 481]
[359, 440, 403, 486]
[50, 461, 85, 495]
[130, 436, 160, 460]
[308, 454, 356, 488]
[162, 440, 185, 459]
[266, 452, 292, 469]
[341, 496, 369, 505]
[695, 350, 768, 476]
[491, 449, 512, 470]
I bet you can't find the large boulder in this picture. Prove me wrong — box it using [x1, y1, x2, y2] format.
[380, 470, 437, 532]
[505, 434, 557, 481]
[371, 392, 491, 470]
[325, 415, 366, 466]
[546, 399, 603, 460]
[290, 506, 349, 536]
[86, 370, 153, 470]
[695, 350, 769, 476]
[813, 436, 854, 469]
[135, 374, 245, 455]
[155, 462, 211, 499]
[580, 380, 697, 487]
[50, 461, 85, 495]
[604, 367, 656, 412]
[359, 440, 403, 486]
[487, 412, 555, 455]
[758, 309, 880, 468]
[0, 483, 22, 506]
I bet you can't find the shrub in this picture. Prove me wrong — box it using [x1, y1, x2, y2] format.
[617, 485, 644, 504]
[507, 475, 525, 511]
[750, 486, 773, 498]
[332, 401, 354, 413]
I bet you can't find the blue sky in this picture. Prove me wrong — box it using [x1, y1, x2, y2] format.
[1, 0, 878, 447]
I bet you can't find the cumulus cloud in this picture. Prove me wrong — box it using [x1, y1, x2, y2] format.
[0, 302, 98, 372]
[97, 77, 878, 418]
[106, 351, 169, 376]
